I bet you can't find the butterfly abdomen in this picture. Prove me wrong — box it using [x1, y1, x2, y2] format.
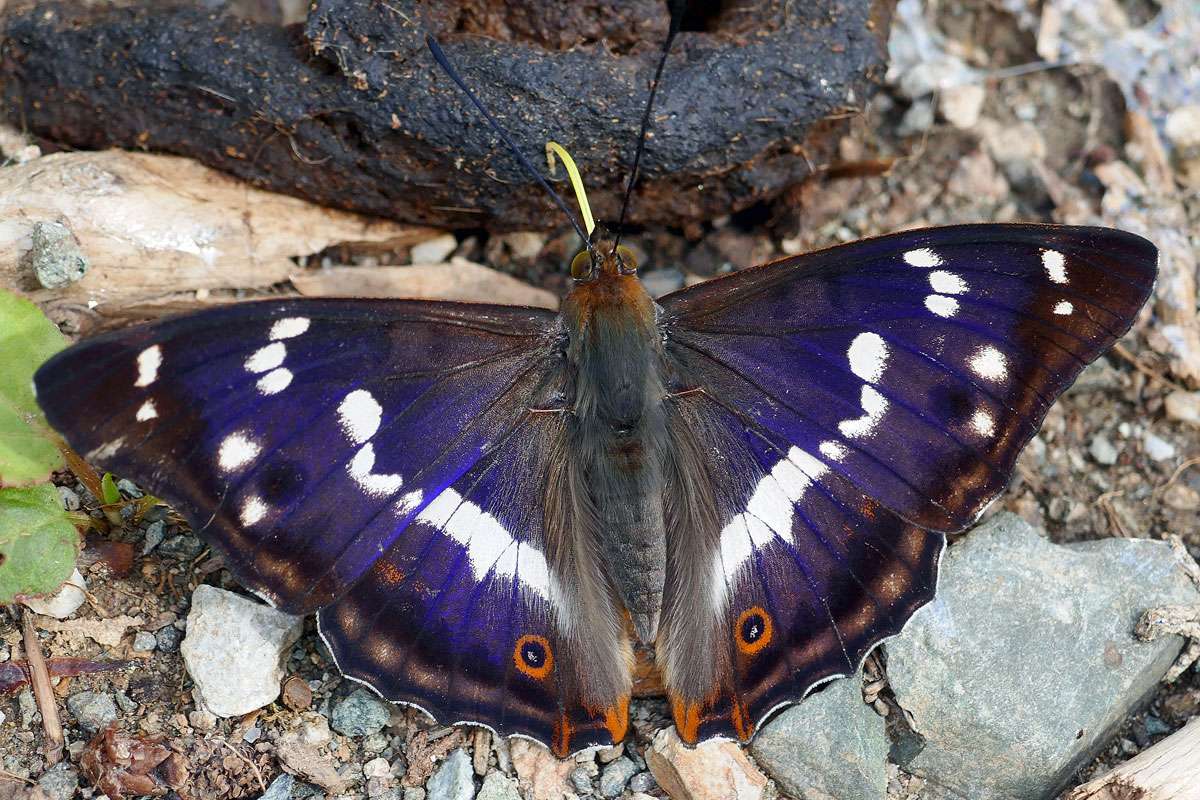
[562, 275, 670, 644]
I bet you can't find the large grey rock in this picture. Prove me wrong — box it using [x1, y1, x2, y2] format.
[886, 513, 1200, 800]
[425, 748, 475, 800]
[750, 671, 886, 800]
[180, 584, 303, 717]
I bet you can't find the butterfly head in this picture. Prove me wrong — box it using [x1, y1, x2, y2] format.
[570, 229, 639, 283]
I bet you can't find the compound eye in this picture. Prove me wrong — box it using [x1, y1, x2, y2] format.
[570, 250, 593, 280]
[615, 245, 638, 273]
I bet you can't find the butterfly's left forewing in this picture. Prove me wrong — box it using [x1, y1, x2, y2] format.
[35, 298, 629, 752]
[655, 224, 1156, 742]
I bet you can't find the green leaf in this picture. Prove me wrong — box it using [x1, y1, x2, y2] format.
[0, 485, 79, 603]
[0, 290, 67, 485]
[100, 472, 120, 506]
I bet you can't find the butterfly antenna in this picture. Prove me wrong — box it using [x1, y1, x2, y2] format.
[426, 34, 595, 251]
[611, 0, 686, 252]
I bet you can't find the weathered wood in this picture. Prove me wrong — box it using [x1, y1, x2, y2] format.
[1066, 716, 1200, 800]
[0, 0, 891, 232]
[0, 149, 436, 334]
[290, 259, 558, 309]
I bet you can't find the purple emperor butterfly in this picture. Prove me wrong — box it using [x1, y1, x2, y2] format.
[34, 10, 1156, 758]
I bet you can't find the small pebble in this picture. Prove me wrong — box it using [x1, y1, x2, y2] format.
[331, 689, 391, 737]
[364, 756, 392, 779]
[260, 773, 295, 800]
[629, 771, 657, 793]
[1089, 435, 1119, 465]
[36, 762, 80, 800]
[116, 478, 143, 498]
[1143, 432, 1176, 461]
[142, 520, 166, 555]
[599, 756, 638, 798]
[114, 691, 137, 714]
[425, 748, 474, 800]
[570, 765, 594, 794]
[1164, 391, 1200, 425]
[597, 743, 624, 764]
[26, 220, 88, 289]
[476, 771, 521, 800]
[133, 631, 158, 652]
[57, 486, 80, 511]
[157, 534, 204, 560]
[243, 726, 262, 744]
[156, 626, 183, 652]
[66, 691, 117, 735]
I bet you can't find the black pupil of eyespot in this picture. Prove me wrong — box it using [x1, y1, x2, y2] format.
[741, 614, 764, 642]
[523, 643, 544, 665]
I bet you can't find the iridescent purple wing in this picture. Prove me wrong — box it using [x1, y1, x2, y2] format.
[654, 224, 1156, 742]
[34, 299, 628, 751]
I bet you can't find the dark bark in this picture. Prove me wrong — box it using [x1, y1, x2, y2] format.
[0, 0, 892, 232]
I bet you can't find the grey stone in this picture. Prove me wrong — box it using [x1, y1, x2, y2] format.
[180, 584, 303, 717]
[885, 512, 1200, 800]
[114, 691, 137, 714]
[158, 533, 204, 560]
[750, 670, 886, 800]
[66, 691, 117, 735]
[260, 772, 295, 800]
[36, 762, 79, 800]
[1089, 434, 1119, 465]
[598, 756, 638, 798]
[26, 220, 88, 289]
[156, 625, 183, 652]
[116, 478, 143, 497]
[475, 772, 521, 800]
[425, 748, 475, 800]
[142, 520, 166, 554]
[628, 771, 657, 793]
[404, 789, 427, 800]
[331, 688, 391, 738]
[569, 765, 593, 794]
[57, 486, 80, 511]
[1143, 431, 1176, 461]
[133, 631, 158, 652]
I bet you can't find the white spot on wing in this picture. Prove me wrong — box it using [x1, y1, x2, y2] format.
[838, 385, 889, 438]
[135, 399, 157, 421]
[716, 447, 829, 586]
[925, 295, 959, 317]
[819, 440, 848, 460]
[240, 496, 268, 526]
[86, 437, 126, 461]
[245, 342, 286, 373]
[970, 408, 996, 437]
[1054, 300, 1073, 315]
[338, 390, 383, 444]
[347, 443, 404, 496]
[847, 332, 888, 383]
[257, 368, 293, 395]
[135, 345, 161, 387]
[270, 317, 310, 340]
[904, 248, 942, 267]
[218, 432, 261, 471]
[417, 487, 552, 599]
[969, 345, 1008, 381]
[929, 270, 967, 295]
[1043, 249, 1068, 283]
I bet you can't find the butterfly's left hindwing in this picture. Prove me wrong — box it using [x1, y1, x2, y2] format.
[655, 224, 1156, 742]
[34, 298, 629, 753]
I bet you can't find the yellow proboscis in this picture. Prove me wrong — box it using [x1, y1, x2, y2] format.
[545, 141, 596, 236]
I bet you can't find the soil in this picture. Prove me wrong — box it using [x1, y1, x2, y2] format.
[1, 0, 1197, 798]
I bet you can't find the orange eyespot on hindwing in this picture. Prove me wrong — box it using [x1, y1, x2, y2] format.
[735, 606, 774, 655]
[513, 634, 554, 680]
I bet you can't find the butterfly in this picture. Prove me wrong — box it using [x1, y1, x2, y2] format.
[32, 14, 1157, 758]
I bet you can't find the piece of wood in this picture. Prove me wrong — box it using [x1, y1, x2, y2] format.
[0, 0, 891, 231]
[21, 609, 64, 765]
[0, 150, 437, 333]
[1066, 716, 1200, 800]
[290, 258, 558, 309]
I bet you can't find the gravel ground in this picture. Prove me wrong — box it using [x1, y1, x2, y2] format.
[2, 0, 1197, 798]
